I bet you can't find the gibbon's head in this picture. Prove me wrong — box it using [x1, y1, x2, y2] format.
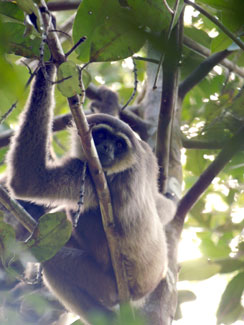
[73, 114, 141, 175]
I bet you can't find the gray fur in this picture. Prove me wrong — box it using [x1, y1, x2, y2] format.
[7, 64, 176, 322]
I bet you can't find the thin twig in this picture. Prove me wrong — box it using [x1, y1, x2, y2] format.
[50, 29, 71, 39]
[65, 36, 87, 58]
[0, 102, 17, 124]
[133, 56, 159, 64]
[21, 60, 33, 75]
[121, 57, 138, 110]
[0, 64, 41, 124]
[73, 162, 87, 226]
[163, 0, 174, 14]
[53, 75, 72, 84]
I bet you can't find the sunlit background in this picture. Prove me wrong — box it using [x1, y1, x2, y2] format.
[171, 4, 244, 324]
[176, 229, 243, 325]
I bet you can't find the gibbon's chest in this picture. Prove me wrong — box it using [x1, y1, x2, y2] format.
[74, 208, 112, 270]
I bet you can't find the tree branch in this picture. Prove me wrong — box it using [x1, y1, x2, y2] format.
[140, 15, 183, 325]
[47, 1, 81, 11]
[156, 23, 181, 193]
[183, 36, 244, 78]
[182, 136, 224, 149]
[0, 130, 13, 148]
[0, 185, 37, 233]
[40, 0, 131, 304]
[177, 124, 244, 225]
[179, 49, 230, 100]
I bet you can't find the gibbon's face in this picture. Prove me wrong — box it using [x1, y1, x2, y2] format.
[92, 126, 128, 168]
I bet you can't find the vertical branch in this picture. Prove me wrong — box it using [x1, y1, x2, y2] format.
[156, 22, 181, 193]
[141, 13, 184, 325]
[39, 0, 131, 304]
[67, 94, 131, 302]
[153, 0, 181, 89]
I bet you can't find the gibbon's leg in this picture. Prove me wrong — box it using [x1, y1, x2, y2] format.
[42, 247, 118, 321]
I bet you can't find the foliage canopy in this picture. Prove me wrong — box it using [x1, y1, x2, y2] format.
[0, 0, 244, 324]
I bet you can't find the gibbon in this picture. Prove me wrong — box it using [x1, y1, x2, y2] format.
[7, 63, 176, 323]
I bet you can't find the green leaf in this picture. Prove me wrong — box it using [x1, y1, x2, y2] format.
[224, 152, 244, 183]
[126, 0, 184, 33]
[184, 26, 211, 49]
[185, 150, 208, 176]
[197, 0, 240, 11]
[16, 0, 38, 14]
[198, 232, 231, 259]
[0, 221, 25, 279]
[0, 58, 29, 114]
[0, 2, 24, 21]
[198, 0, 244, 32]
[0, 221, 16, 266]
[217, 272, 244, 324]
[179, 258, 221, 281]
[211, 32, 232, 53]
[70, 320, 84, 325]
[57, 61, 81, 98]
[26, 212, 72, 262]
[218, 259, 244, 274]
[73, 0, 147, 62]
[73, 0, 184, 62]
[83, 69, 92, 89]
[117, 304, 146, 325]
[4, 22, 50, 59]
[57, 62, 91, 98]
[89, 19, 145, 62]
[178, 290, 196, 303]
[22, 292, 50, 316]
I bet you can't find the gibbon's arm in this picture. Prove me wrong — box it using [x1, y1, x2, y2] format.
[7, 64, 88, 207]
